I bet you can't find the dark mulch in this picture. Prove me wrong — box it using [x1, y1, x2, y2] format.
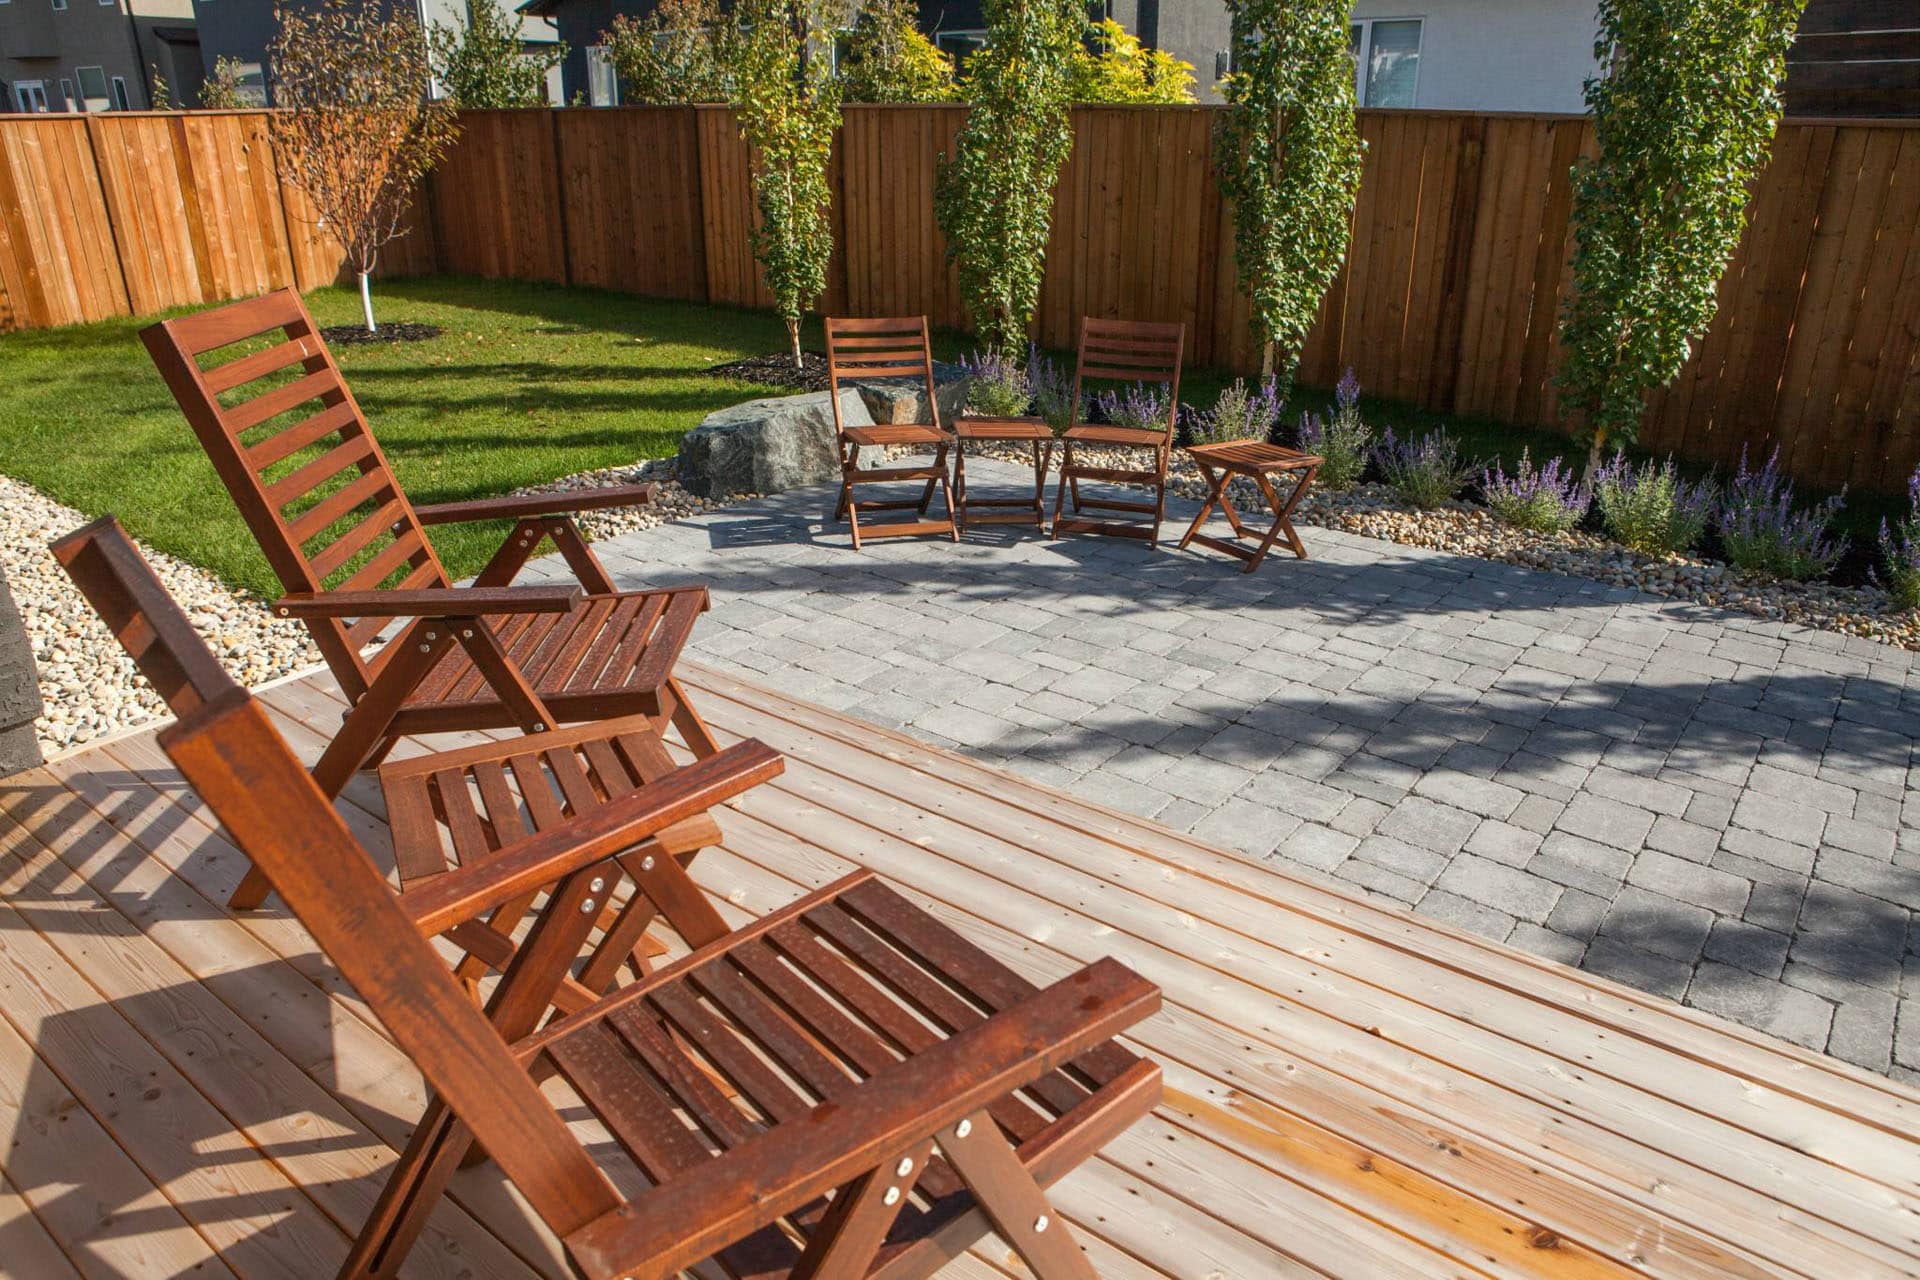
[321, 322, 445, 345]
[708, 350, 831, 392]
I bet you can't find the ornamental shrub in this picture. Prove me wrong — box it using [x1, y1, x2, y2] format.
[1591, 453, 1714, 556]
[1215, 0, 1363, 394]
[839, 0, 957, 102]
[1027, 346, 1079, 431]
[1482, 450, 1588, 533]
[961, 348, 1031, 417]
[1879, 464, 1920, 610]
[430, 0, 565, 107]
[1718, 448, 1846, 581]
[602, 0, 735, 104]
[1297, 368, 1370, 489]
[1095, 384, 1172, 433]
[1070, 17, 1196, 104]
[1191, 376, 1283, 445]
[1558, 0, 1807, 469]
[1374, 429, 1473, 509]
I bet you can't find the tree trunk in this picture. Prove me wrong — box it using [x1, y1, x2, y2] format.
[788, 318, 803, 370]
[1586, 427, 1608, 477]
[359, 271, 377, 334]
[1261, 340, 1276, 379]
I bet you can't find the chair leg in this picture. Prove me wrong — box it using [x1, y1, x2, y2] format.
[664, 674, 720, 758]
[790, 1138, 935, 1278]
[953, 442, 969, 530]
[1049, 443, 1072, 536]
[338, 1101, 473, 1279]
[940, 1110, 1098, 1280]
[938, 443, 960, 542]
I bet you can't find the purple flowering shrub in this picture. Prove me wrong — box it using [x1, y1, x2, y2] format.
[1879, 464, 1920, 610]
[1591, 453, 1714, 556]
[1481, 450, 1588, 533]
[1026, 345, 1079, 431]
[960, 348, 1030, 418]
[1298, 368, 1370, 489]
[1372, 427, 1474, 508]
[1191, 375, 1284, 445]
[1095, 383, 1173, 432]
[1719, 448, 1845, 582]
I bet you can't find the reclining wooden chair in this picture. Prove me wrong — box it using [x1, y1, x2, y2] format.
[824, 317, 959, 548]
[141, 289, 717, 909]
[53, 515, 757, 1015]
[126, 599, 1163, 1279]
[1050, 319, 1186, 545]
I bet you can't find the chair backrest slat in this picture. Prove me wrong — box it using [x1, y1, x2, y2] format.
[142, 289, 451, 703]
[1070, 318, 1185, 437]
[824, 316, 942, 433]
[50, 516, 622, 1238]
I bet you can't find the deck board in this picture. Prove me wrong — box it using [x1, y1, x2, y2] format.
[0, 660, 1914, 1279]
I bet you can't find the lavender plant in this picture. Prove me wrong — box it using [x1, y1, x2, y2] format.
[1191, 376, 1284, 445]
[1879, 464, 1920, 610]
[1481, 450, 1588, 534]
[1095, 383, 1173, 433]
[1298, 368, 1370, 489]
[1373, 428, 1474, 508]
[1718, 448, 1845, 582]
[960, 347, 1030, 418]
[1027, 345, 1079, 431]
[1591, 453, 1713, 556]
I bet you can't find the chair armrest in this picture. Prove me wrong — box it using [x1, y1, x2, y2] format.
[564, 956, 1161, 1279]
[273, 586, 583, 619]
[412, 485, 658, 525]
[399, 739, 784, 936]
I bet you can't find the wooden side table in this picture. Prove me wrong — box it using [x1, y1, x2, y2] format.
[1178, 440, 1322, 572]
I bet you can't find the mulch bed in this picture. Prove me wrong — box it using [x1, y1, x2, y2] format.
[320, 323, 445, 345]
[708, 350, 831, 392]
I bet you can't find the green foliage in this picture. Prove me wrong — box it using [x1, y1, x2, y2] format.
[1593, 454, 1714, 555]
[1374, 428, 1473, 508]
[1070, 17, 1196, 103]
[198, 56, 253, 109]
[1558, 0, 1806, 462]
[935, 0, 1082, 351]
[602, 0, 737, 104]
[1215, 0, 1363, 397]
[1296, 368, 1369, 488]
[430, 0, 565, 108]
[840, 0, 957, 102]
[732, 0, 842, 367]
[960, 348, 1031, 416]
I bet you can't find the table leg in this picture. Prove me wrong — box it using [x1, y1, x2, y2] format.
[1178, 463, 1229, 550]
[1246, 466, 1317, 571]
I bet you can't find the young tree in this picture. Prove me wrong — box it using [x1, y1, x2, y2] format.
[731, 0, 842, 368]
[602, 0, 737, 104]
[1070, 17, 1196, 104]
[934, 0, 1082, 351]
[1214, 0, 1363, 389]
[430, 0, 566, 108]
[269, 0, 459, 332]
[839, 0, 957, 103]
[198, 56, 253, 109]
[1558, 0, 1807, 471]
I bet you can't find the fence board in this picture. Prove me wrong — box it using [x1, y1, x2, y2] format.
[4, 105, 1920, 492]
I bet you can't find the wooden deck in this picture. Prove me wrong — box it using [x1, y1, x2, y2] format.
[1, 660, 1916, 1279]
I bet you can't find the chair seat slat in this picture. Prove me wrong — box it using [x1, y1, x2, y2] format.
[549, 1023, 711, 1179]
[286, 468, 394, 543]
[565, 595, 644, 693]
[337, 530, 426, 592]
[686, 957, 853, 1103]
[306, 499, 408, 580]
[628, 592, 704, 694]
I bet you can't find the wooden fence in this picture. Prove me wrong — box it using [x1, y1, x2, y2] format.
[3, 105, 1918, 492]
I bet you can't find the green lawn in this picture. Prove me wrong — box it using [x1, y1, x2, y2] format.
[2, 275, 1889, 596]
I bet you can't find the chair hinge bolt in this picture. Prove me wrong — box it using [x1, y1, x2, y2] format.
[895, 1157, 914, 1177]
[589, 877, 605, 893]
[640, 855, 655, 871]
[882, 1187, 901, 1207]
[954, 1119, 971, 1139]
[533, 722, 546, 732]
[579, 898, 596, 914]
[418, 643, 431, 653]
[1033, 1215, 1049, 1234]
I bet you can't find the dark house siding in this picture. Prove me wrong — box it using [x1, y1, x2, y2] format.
[1785, 0, 1920, 118]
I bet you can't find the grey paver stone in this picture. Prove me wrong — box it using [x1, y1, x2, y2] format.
[1581, 936, 1693, 1002]
[1687, 961, 1834, 1050]
[1702, 918, 1790, 979]
[1627, 849, 1751, 915]
[1556, 794, 1657, 851]
[1433, 853, 1562, 923]
[1417, 888, 1516, 941]
[1600, 885, 1713, 964]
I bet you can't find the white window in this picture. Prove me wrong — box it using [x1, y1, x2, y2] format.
[76, 65, 110, 111]
[51, 0, 68, 10]
[14, 81, 49, 111]
[111, 75, 129, 109]
[57, 78, 75, 110]
[586, 44, 618, 106]
[934, 29, 986, 67]
[230, 61, 268, 106]
[1349, 18, 1421, 108]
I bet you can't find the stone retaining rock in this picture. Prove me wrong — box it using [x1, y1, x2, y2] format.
[0, 563, 45, 776]
[853, 361, 971, 427]
[678, 388, 882, 499]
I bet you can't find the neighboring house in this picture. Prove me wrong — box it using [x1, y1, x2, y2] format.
[1783, 0, 1919, 117]
[2, 0, 202, 112]
[188, 0, 563, 107]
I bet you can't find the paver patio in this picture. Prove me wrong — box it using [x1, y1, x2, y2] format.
[534, 459, 1920, 1080]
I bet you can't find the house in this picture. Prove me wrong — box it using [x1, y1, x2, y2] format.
[2, 0, 202, 112]
[188, 0, 564, 107]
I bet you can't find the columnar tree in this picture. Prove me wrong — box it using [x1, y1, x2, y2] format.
[602, 0, 737, 104]
[270, 0, 458, 332]
[1558, 0, 1808, 470]
[430, 0, 566, 108]
[840, 0, 957, 103]
[732, 0, 842, 368]
[934, 0, 1082, 351]
[1215, 0, 1363, 389]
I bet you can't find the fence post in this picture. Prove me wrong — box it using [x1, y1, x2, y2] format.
[1426, 114, 1485, 414]
[550, 109, 575, 287]
[79, 114, 138, 320]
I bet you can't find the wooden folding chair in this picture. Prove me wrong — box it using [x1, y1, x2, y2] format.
[141, 290, 719, 909]
[150, 641, 1164, 1280]
[52, 516, 753, 1015]
[1050, 319, 1185, 545]
[825, 317, 959, 549]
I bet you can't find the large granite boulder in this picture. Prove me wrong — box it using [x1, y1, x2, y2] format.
[678, 388, 883, 499]
[0, 564, 43, 779]
[852, 360, 972, 426]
